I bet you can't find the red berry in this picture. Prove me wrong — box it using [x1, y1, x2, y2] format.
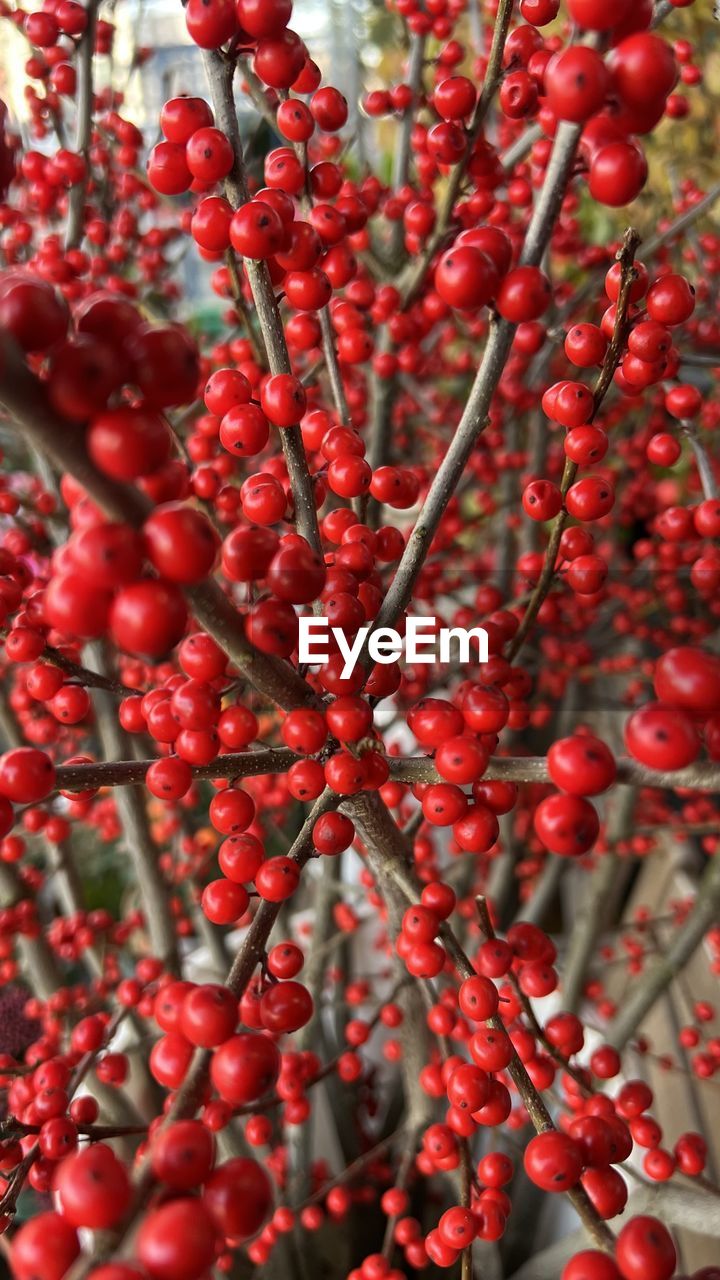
[547, 734, 617, 795]
[136, 1198, 218, 1280]
[534, 793, 600, 856]
[203, 1156, 272, 1240]
[54, 1145, 132, 1229]
[524, 1131, 584, 1192]
[624, 701, 700, 770]
[210, 1033, 280, 1105]
[615, 1216, 676, 1280]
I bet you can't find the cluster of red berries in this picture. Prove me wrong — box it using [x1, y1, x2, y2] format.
[625, 646, 720, 771]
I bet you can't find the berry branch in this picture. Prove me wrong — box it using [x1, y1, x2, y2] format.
[401, 0, 515, 306]
[200, 48, 323, 557]
[360, 114, 584, 657]
[64, 0, 100, 250]
[506, 226, 641, 662]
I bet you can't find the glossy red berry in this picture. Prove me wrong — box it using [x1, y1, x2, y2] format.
[534, 793, 600, 856]
[210, 1032, 280, 1105]
[180, 984, 238, 1047]
[136, 1198, 218, 1280]
[150, 1120, 216, 1190]
[547, 734, 617, 796]
[435, 247, 498, 310]
[11, 1212, 80, 1280]
[624, 701, 700, 770]
[524, 1132, 584, 1192]
[496, 266, 552, 322]
[615, 1216, 676, 1280]
[88, 406, 172, 481]
[203, 1157, 272, 1240]
[143, 504, 219, 584]
[53, 1145, 132, 1229]
[545, 48, 609, 123]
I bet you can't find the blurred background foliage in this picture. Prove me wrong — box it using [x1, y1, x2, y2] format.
[360, 1, 720, 241]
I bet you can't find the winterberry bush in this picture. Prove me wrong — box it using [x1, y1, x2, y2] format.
[0, 0, 718, 1278]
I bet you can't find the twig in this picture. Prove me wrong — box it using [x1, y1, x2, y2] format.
[506, 227, 641, 662]
[642, 179, 720, 258]
[201, 50, 322, 557]
[386, 33, 427, 265]
[562, 786, 636, 1013]
[359, 118, 584, 664]
[65, 0, 100, 249]
[54, 747, 298, 792]
[501, 122, 543, 172]
[401, 0, 515, 306]
[682, 419, 718, 501]
[317, 304, 352, 427]
[460, 1141, 474, 1280]
[43, 644, 128, 695]
[224, 247, 267, 367]
[85, 641, 180, 973]
[389, 753, 720, 791]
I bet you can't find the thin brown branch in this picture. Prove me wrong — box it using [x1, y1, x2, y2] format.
[386, 32, 427, 265]
[224, 246, 267, 367]
[359, 118, 584, 663]
[54, 746, 298, 792]
[351, 794, 613, 1250]
[507, 227, 641, 662]
[460, 1140, 474, 1280]
[52, 750, 720, 795]
[390, 753, 720, 790]
[65, 0, 100, 249]
[43, 644, 128, 695]
[201, 49, 322, 557]
[401, 0, 515, 306]
[85, 641, 180, 973]
[642, 180, 720, 258]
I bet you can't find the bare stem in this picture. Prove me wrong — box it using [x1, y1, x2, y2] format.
[65, 0, 99, 249]
[360, 119, 584, 662]
[682, 419, 717, 501]
[390, 753, 720, 790]
[507, 227, 641, 661]
[387, 33, 427, 264]
[43, 643, 128, 695]
[401, 0, 515, 305]
[606, 841, 720, 1050]
[85, 642, 180, 973]
[54, 746, 298, 792]
[350, 795, 613, 1250]
[642, 179, 720, 258]
[201, 49, 321, 556]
